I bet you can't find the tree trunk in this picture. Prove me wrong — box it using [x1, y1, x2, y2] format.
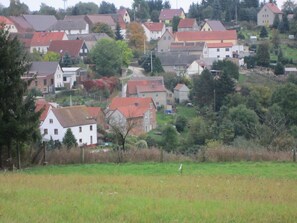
[16, 142, 21, 169]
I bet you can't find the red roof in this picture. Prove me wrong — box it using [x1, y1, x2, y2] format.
[175, 30, 237, 42]
[117, 105, 148, 119]
[137, 85, 166, 93]
[265, 3, 282, 14]
[143, 22, 164, 32]
[207, 42, 233, 48]
[109, 97, 154, 111]
[178, 18, 196, 28]
[0, 16, 13, 25]
[127, 78, 164, 95]
[174, 84, 185, 90]
[117, 8, 127, 17]
[35, 99, 52, 122]
[159, 9, 184, 21]
[31, 32, 66, 46]
[48, 40, 84, 57]
[86, 107, 102, 118]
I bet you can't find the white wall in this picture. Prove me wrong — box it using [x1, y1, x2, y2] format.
[54, 65, 64, 88]
[207, 47, 232, 59]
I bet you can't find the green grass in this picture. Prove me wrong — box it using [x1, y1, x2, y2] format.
[1, 162, 297, 222]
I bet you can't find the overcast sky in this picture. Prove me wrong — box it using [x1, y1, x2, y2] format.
[1, 0, 288, 12]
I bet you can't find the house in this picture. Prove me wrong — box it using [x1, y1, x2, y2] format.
[142, 22, 166, 41]
[23, 62, 64, 94]
[170, 42, 208, 58]
[67, 33, 111, 51]
[48, 19, 89, 35]
[159, 9, 185, 24]
[40, 106, 97, 146]
[22, 15, 57, 32]
[157, 29, 174, 52]
[257, 3, 282, 26]
[35, 98, 59, 124]
[178, 18, 199, 32]
[186, 60, 206, 76]
[48, 39, 89, 60]
[126, 77, 169, 107]
[86, 106, 106, 129]
[110, 13, 127, 38]
[200, 20, 226, 31]
[0, 16, 18, 33]
[117, 8, 131, 23]
[206, 42, 233, 59]
[30, 31, 67, 54]
[9, 16, 34, 33]
[174, 84, 190, 103]
[174, 30, 237, 45]
[107, 97, 157, 135]
[85, 14, 116, 30]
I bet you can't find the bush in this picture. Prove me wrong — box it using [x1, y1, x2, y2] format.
[175, 115, 188, 132]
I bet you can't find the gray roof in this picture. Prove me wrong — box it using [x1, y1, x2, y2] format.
[204, 20, 226, 31]
[29, 62, 60, 76]
[158, 52, 199, 66]
[170, 42, 205, 52]
[67, 33, 110, 41]
[48, 19, 87, 31]
[23, 14, 57, 31]
[64, 15, 86, 21]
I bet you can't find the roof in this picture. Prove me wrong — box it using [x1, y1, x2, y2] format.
[48, 19, 87, 31]
[48, 40, 85, 57]
[64, 15, 86, 21]
[109, 97, 155, 111]
[159, 9, 184, 21]
[117, 105, 148, 119]
[9, 16, 34, 33]
[62, 67, 81, 72]
[265, 3, 282, 14]
[207, 42, 233, 48]
[86, 107, 102, 118]
[178, 18, 196, 28]
[175, 30, 237, 42]
[117, 8, 127, 17]
[52, 106, 96, 128]
[23, 15, 57, 31]
[0, 16, 13, 25]
[110, 14, 126, 29]
[29, 62, 60, 76]
[203, 20, 226, 31]
[170, 42, 205, 52]
[143, 22, 164, 32]
[174, 84, 189, 91]
[35, 99, 52, 122]
[31, 32, 66, 46]
[158, 52, 198, 66]
[67, 33, 110, 41]
[127, 77, 164, 95]
[85, 14, 116, 27]
[137, 85, 166, 93]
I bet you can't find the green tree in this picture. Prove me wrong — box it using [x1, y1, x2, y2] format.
[60, 53, 73, 67]
[43, 51, 60, 62]
[133, 0, 150, 21]
[71, 2, 98, 15]
[150, 10, 160, 22]
[0, 29, 41, 169]
[115, 23, 124, 40]
[259, 26, 268, 38]
[212, 60, 239, 80]
[90, 38, 122, 76]
[256, 42, 270, 67]
[38, 3, 57, 15]
[272, 14, 280, 29]
[218, 118, 235, 143]
[162, 125, 179, 152]
[92, 23, 115, 39]
[274, 62, 285, 75]
[175, 115, 188, 132]
[5, 0, 29, 16]
[271, 29, 280, 49]
[188, 117, 209, 145]
[62, 128, 77, 149]
[98, 1, 116, 14]
[212, 0, 222, 20]
[172, 16, 181, 32]
[29, 49, 43, 62]
[116, 40, 133, 67]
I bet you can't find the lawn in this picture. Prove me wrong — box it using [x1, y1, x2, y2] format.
[1, 162, 297, 222]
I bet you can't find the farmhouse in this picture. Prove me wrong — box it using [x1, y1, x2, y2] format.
[257, 3, 282, 26]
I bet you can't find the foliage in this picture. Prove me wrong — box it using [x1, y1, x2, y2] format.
[212, 60, 239, 80]
[188, 117, 209, 145]
[60, 53, 72, 67]
[3, 0, 29, 16]
[244, 56, 256, 68]
[29, 49, 43, 62]
[175, 115, 188, 132]
[162, 125, 179, 152]
[92, 23, 115, 39]
[271, 29, 280, 49]
[116, 40, 133, 67]
[70, 2, 98, 15]
[259, 26, 268, 38]
[172, 16, 181, 32]
[161, 72, 180, 92]
[38, 3, 57, 15]
[272, 14, 280, 29]
[62, 128, 77, 149]
[256, 42, 270, 67]
[43, 51, 60, 62]
[90, 38, 122, 76]
[133, 0, 150, 21]
[98, 1, 116, 14]
[126, 22, 146, 51]
[150, 9, 160, 22]
[115, 23, 123, 40]
[274, 62, 285, 75]
[139, 53, 164, 73]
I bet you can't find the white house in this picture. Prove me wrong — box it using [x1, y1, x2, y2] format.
[48, 19, 89, 35]
[118, 8, 131, 23]
[40, 106, 97, 146]
[186, 60, 205, 76]
[174, 84, 190, 103]
[206, 43, 233, 59]
[62, 67, 81, 89]
[142, 22, 166, 41]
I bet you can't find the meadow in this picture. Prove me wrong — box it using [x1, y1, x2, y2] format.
[1, 162, 297, 222]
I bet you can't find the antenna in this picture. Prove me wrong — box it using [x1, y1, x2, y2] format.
[62, 0, 68, 11]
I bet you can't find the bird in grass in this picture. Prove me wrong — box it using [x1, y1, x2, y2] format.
[178, 163, 183, 175]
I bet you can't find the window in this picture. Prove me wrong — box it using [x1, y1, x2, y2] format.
[49, 119, 53, 124]
[63, 77, 67, 81]
[79, 139, 82, 143]
[51, 79, 54, 85]
[54, 129, 58, 135]
[226, 48, 230, 52]
[217, 55, 220, 58]
[44, 79, 47, 86]
[168, 36, 171, 40]
[90, 125, 93, 131]
[163, 36, 166, 40]
[44, 129, 48, 135]
[79, 126, 82, 132]
[217, 48, 220, 52]
[156, 94, 158, 97]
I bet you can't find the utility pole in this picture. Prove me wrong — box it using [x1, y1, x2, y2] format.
[150, 51, 153, 73]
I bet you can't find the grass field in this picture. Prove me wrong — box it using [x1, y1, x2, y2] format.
[1, 162, 297, 222]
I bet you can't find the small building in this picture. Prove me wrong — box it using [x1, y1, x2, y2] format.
[257, 3, 282, 26]
[186, 60, 206, 76]
[200, 20, 226, 32]
[157, 29, 174, 53]
[206, 42, 233, 59]
[174, 84, 190, 103]
[159, 9, 185, 25]
[142, 22, 166, 41]
[178, 18, 199, 32]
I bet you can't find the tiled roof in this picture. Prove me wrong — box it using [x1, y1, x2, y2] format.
[158, 52, 198, 66]
[204, 20, 226, 31]
[85, 14, 116, 27]
[48, 19, 87, 31]
[137, 85, 166, 93]
[48, 40, 84, 57]
[178, 18, 196, 28]
[143, 22, 164, 32]
[23, 14, 57, 31]
[0, 16, 13, 25]
[67, 33, 110, 41]
[127, 77, 164, 95]
[29, 61, 59, 76]
[170, 42, 205, 52]
[35, 99, 52, 122]
[109, 97, 154, 111]
[117, 8, 127, 17]
[265, 3, 282, 14]
[9, 16, 34, 33]
[207, 42, 233, 48]
[117, 105, 148, 119]
[64, 15, 86, 21]
[110, 14, 126, 29]
[174, 84, 185, 91]
[31, 32, 66, 46]
[175, 30, 237, 42]
[86, 107, 102, 118]
[159, 9, 183, 21]
[52, 106, 96, 128]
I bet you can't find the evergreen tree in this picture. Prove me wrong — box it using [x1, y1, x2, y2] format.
[62, 128, 77, 149]
[212, 0, 222, 20]
[172, 16, 181, 32]
[98, 1, 116, 14]
[256, 42, 270, 67]
[162, 125, 178, 152]
[274, 62, 285, 75]
[272, 15, 280, 29]
[61, 53, 72, 67]
[260, 26, 268, 38]
[115, 23, 124, 40]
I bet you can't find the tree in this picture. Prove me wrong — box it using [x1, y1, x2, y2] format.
[259, 26, 268, 38]
[188, 117, 209, 145]
[139, 53, 164, 73]
[151, 10, 160, 22]
[271, 29, 281, 49]
[98, 1, 116, 14]
[43, 51, 60, 62]
[90, 38, 122, 76]
[212, 0, 222, 20]
[172, 16, 181, 32]
[4, 0, 29, 16]
[256, 42, 270, 67]
[126, 22, 146, 51]
[175, 115, 188, 132]
[28, 49, 43, 62]
[274, 62, 285, 75]
[162, 125, 179, 152]
[0, 29, 41, 169]
[71, 2, 99, 15]
[115, 23, 123, 40]
[272, 14, 280, 29]
[62, 128, 77, 149]
[60, 53, 73, 67]
[212, 60, 239, 80]
[92, 23, 115, 39]
[38, 3, 57, 15]
[116, 40, 133, 67]
[133, 0, 150, 21]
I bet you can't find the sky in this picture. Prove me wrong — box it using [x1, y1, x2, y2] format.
[1, 0, 288, 12]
